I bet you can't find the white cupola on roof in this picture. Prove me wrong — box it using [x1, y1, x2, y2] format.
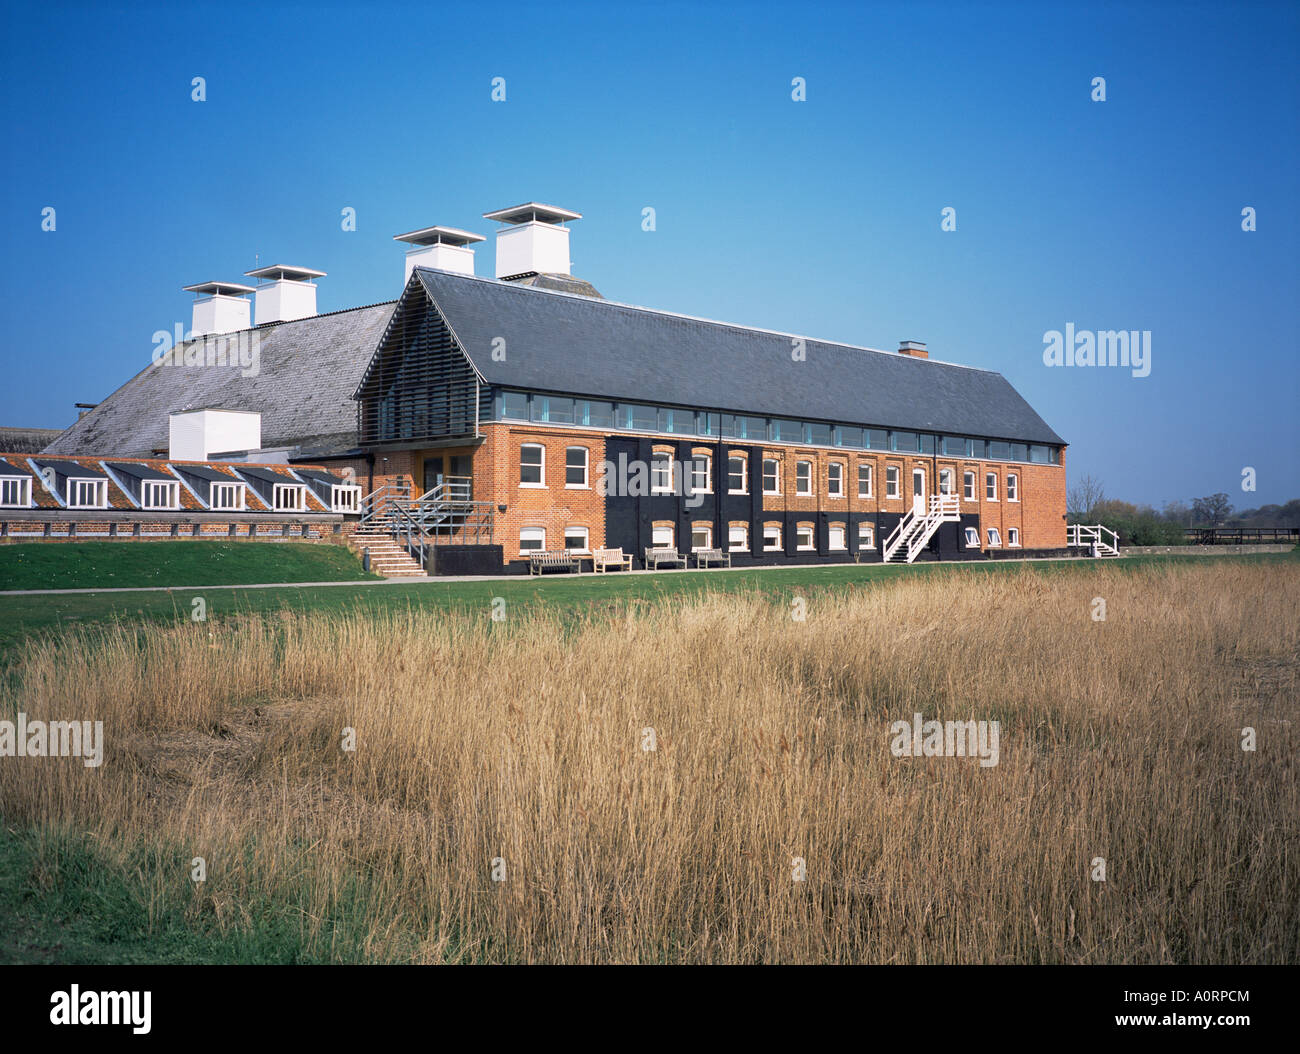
[393, 225, 484, 281]
[243, 264, 326, 325]
[482, 202, 581, 279]
[182, 280, 255, 336]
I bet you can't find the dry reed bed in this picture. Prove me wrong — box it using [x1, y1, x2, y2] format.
[2, 561, 1297, 963]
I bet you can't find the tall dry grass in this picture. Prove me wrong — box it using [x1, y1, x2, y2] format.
[2, 561, 1297, 962]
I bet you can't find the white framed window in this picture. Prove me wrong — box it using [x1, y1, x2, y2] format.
[67, 478, 107, 509]
[828, 525, 846, 550]
[210, 481, 245, 510]
[728, 456, 747, 494]
[763, 525, 782, 551]
[963, 471, 976, 501]
[691, 524, 712, 551]
[519, 527, 546, 553]
[827, 463, 844, 498]
[858, 522, 875, 549]
[939, 468, 954, 495]
[520, 444, 545, 486]
[858, 463, 872, 498]
[886, 466, 900, 499]
[796, 525, 815, 550]
[987, 528, 1002, 547]
[728, 524, 749, 551]
[690, 454, 711, 494]
[985, 473, 998, 501]
[332, 484, 361, 513]
[651, 451, 673, 494]
[565, 446, 589, 488]
[564, 526, 589, 552]
[273, 484, 306, 511]
[796, 461, 813, 496]
[652, 524, 674, 548]
[141, 480, 179, 510]
[762, 458, 780, 495]
[964, 526, 980, 547]
[1007, 474, 1018, 501]
[0, 476, 31, 507]
[1008, 527, 1020, 547]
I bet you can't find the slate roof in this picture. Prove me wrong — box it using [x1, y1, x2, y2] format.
[415, 268, 1065, 445]
[42, 302, 398, 458]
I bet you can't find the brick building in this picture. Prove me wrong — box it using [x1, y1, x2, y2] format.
[37, 202, 1067, 574]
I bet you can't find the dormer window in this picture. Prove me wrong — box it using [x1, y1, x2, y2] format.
[210, 481, 246, 510]
[0, 476, 31, 508]
[331, 484, 361, 513]
[141, 480, 179, 510]
[273, 483, 306, 511]
[67, 478, 108, 509]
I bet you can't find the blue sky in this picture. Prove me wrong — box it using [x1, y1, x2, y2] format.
[2, 0, 1296, 507]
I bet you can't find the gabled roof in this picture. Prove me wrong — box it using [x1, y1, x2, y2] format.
[43, 301, 398, 458]
[412, 268, 1064, 445]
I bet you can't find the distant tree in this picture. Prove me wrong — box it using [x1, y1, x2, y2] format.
[1227, 499, 1300, 527]
[1162, 500, 1193, 526]
[1192, 493, 1233, 527]
[1068, 474, 1106, 520]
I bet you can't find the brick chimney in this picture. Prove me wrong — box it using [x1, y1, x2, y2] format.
[898, 340, 928, 359]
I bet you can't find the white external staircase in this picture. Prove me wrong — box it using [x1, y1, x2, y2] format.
[1067, 524, 1121, 558]
[882, 495, 961, 563]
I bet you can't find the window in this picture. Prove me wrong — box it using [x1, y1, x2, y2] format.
[886, 466, 900, 499]
[796, 525, 815, 550]
[519, 527, 546, 553]
[0, 476, 31, 507]
[691, 524, 712, 551]
[1008, 527, 1020, 547]
[1029, 444, 1051, 465]
[332, 485, 361, 513]
[985, 473, 997, 501]
[546, 397, 576, 424]
[963, 471, 976, 501]
[964, 527, 980, 547]
[695, 411, 720, 436]
[866, 429, 889, 450]
[893, 431, 920, 453]
[728, 524, 749, 551]
[626, 404, 657, 431]
[987, 528, 1002, 547]
[1007, 474, 1018, 501]
[858, 464, 873, 498]
[728, 456, 747, 494]
[796, 461, 812, 495]
[988, 440, 1012, 461]
[585, 401, 616, 428]
[828, 525, 846, 550]
[564, 526, 589, 552]
[808, 422, 832, 446]
[762, 458, 780, 494]
[501, 390, 529, 420]
[141, 480, 179, 510]
[651, 451, 673, 493]
[858, 522, 875, 549]
[67, 479, 107, 508]
[520, 444, 544, 486]
[690, 454, 711, 494]
[565, 446, 589, 488]
[273, 484, 305, 511]
[722, 414, 766, 440]
[652, 524, 674, 548]
[827, 463, 844, 497]
[772, 418, 804, 443]
[838, 426, 864, 448]
[763, 525, 782, 551]
[939, 468, 954, 495]
[210, 481, 244, 510]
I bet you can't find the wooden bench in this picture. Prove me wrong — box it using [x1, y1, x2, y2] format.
[528, 550, 580, 576]
[592, 547, 632, 573]
[693, 548, 731, 569]
[644, 547, 687, 570]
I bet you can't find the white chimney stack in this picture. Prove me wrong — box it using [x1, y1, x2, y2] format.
[393, 226, 484, 280]
[182, 281, 255, 336]
[482, 202, 581, 279]
[243, 264, 326, 324]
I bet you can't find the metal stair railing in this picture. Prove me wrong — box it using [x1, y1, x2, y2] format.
[1068, 524, 1120, 557]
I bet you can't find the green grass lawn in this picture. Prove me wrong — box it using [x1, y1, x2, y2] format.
[0, 540, 377, 592]
[0, 550, 1293, 661]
